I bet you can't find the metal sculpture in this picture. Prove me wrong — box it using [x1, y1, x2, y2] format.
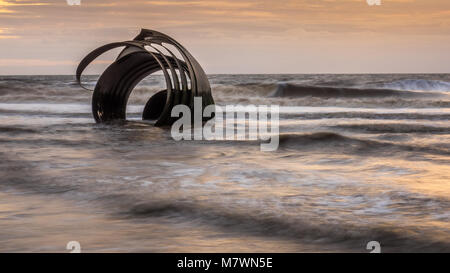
[76, 29, 214, 126]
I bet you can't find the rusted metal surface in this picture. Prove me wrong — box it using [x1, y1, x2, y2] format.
[76, 29, 214, 126]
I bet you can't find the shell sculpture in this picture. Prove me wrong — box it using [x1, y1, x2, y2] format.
[76, 29, 215, 126]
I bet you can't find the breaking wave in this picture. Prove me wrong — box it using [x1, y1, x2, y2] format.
[118, 199, 450, 253]
[382, 79, 450, 92]
[329, 123, 450, 134]
[269, 83, 437, 98]
[277, 132, 450, 156]
[281, 112, 450, 121]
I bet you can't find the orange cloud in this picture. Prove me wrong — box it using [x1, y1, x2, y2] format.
[0, 0, 449, 74]
[0, 59, 76, 66]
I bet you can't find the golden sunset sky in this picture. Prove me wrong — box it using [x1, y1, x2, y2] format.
[0, 0, 449, 74]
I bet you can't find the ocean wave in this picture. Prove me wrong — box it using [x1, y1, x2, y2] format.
[277, 132, 450, 156]
[329, 123, 450, 134]
[215, 95, 450, 108]
[281, 112, 450, 121]
[118, 199, 450, 252]
[0, 126, 38, 135]
[269, 83, 436, 98]
[1, 76, 449, 107]
[0, 109, 92, 118]
[382, 79, 450, 92]
[211, 83, 275, 97]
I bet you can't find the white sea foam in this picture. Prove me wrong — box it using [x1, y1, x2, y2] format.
[382, 79, 450, 92]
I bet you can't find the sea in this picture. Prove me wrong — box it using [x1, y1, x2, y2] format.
[0, 74, 449, 252]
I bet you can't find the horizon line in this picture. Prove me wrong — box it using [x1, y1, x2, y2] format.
[1, 72, 450, 77]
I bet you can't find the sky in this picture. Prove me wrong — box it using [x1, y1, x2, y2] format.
[0, 0, 449, 74]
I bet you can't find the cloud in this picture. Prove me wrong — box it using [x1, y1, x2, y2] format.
[146, 1, 255, 8]
[0, 0, 449, 74]
[0, 58, 76, 66]
[0, 28, 19, 38]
